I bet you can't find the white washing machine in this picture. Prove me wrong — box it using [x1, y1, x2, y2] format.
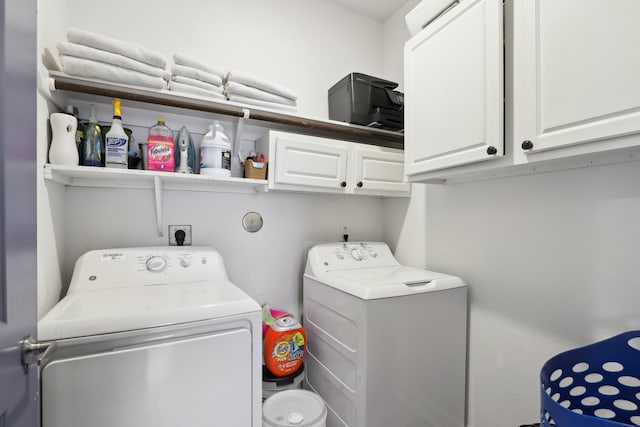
[38, 246, 262, 427]
[303, 242, 467, 427]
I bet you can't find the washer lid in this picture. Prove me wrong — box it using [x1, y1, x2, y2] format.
[305, 265, 465, 300]
[304, 242, 465, 300]
[38, 280, 260, 341]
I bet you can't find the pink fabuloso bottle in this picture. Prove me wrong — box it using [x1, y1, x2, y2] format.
[146, 118, 174, 172]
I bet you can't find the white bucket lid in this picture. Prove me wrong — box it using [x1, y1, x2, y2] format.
[263, 390, 327, 427]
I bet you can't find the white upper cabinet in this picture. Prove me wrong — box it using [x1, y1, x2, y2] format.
[512, 0, 640, 163]
[351, 145, 409, 195]
[271, 133, 349, 191]
[404, 0, 504, 178]
[405, 0, 640, 183]
[258, 131, 409, 197]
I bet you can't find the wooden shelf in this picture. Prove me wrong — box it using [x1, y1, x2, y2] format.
[49, 72, 404, 149]
[43, 164, 267, 193]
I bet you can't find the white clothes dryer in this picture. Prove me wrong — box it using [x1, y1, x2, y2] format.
[38, 246, 261, 427]
[303, 242, 467, 427]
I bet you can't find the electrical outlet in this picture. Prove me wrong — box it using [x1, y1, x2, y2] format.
[168, 225, 192, 246]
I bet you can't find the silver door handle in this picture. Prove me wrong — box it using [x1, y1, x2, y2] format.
[21, 335, 56, 374]
[422, 0, 461, 30]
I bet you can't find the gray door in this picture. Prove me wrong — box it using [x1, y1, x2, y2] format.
[0, 0, 39, 426]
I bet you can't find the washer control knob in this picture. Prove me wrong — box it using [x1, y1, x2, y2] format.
[351, 248, 363, 261]
[146, 256, 167, 272]
[179, 257, 191, 268]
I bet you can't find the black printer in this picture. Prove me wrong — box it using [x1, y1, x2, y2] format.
[328, 73, 404, 131]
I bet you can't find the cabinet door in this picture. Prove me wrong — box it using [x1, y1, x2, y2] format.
[272, 133, 349, 191]
[404, 0, 503, 176]
[513, 0, 640, 162]
[352, 145, 410, 196]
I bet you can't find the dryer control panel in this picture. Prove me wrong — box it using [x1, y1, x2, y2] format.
[308, 242, 399, 270]
[67, 246, 229, 293]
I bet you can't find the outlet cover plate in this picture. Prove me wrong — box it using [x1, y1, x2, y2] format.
[168, 225, 192, 246]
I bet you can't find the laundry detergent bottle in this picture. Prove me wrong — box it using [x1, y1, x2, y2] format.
[263, 316, 306, 377]
[146, 118, 174, 172]
[199, 121, 231, 177]
[105, 98, 129, 168]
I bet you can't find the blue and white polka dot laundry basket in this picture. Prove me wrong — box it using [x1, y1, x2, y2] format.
[540, 331, 640, 427]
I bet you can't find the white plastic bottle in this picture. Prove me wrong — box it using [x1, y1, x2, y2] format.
[48, 112, 79, 166]
[105, 98, 129, 169]
[199, 121, 231, 177]
[82, 104, 102, 167]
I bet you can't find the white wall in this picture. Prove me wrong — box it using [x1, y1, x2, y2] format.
[37, 0, 393, 318]
[438, 162, 640, 425]
[37, 0, 69, 317]
[382, 0, 421, 91]
[42, 2, 640, 427]
[62, 0, 384, 119]
[387, 162, 640, 425]
[381, 0, 427, 268]
[381, 2, 640, 425]
[63, 189, 385, 318]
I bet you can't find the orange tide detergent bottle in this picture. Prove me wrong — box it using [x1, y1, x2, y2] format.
[263, 316, 306, 377]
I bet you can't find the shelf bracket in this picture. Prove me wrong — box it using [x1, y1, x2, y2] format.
[153, 175, 163, 237]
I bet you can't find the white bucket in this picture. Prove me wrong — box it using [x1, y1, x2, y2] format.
[263, 389, 326, 427]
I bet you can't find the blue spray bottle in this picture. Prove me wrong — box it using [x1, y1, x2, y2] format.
[175, 126, 195, 173]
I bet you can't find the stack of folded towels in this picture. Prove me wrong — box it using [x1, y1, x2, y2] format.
[168, 54, 226, 101]
[225, 71, 298, 113]
[57, 28, 168, 90]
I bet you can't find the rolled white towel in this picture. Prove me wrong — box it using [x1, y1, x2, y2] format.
[226, 70, 297, 101]
[57, 42, 166, 77]
[67, 28, 166, 69]
[173, 53, 226, 78]
[168, 81, 226, 100]
[172, 75, 223, 93]
[60, 55, 166, 90]
[170, 64, 223, 87]
[225, 81, 296, 107]
[226, 94, 298, 113]
[43, 47, 62, 72]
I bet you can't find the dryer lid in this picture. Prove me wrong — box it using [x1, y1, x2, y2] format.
[38, 280, 260, 341]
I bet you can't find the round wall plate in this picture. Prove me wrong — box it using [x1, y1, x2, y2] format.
[242, 211, 263, 233]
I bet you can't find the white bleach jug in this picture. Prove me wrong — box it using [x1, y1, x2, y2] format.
[199, 121, 231, 178]
[48, 112, 79, 166]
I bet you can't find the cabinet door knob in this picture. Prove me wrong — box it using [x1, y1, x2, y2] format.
[357, 181, 363, 188]
[340, 181, 347, 188]
[522, 140, 534, 150]
[486, 146, 498, 155]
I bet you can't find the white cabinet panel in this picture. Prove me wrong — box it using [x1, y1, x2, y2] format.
[258, 131, 409, 197]
[272, 133, 348, 191]
[404, 0, 503, 176]
[514, 0, 640, 161]
[352, 146, 409, 195]
[42, 329, 253, 427]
